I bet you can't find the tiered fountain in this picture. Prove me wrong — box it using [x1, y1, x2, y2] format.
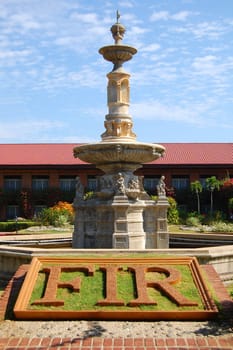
[73, 12, 169, 249]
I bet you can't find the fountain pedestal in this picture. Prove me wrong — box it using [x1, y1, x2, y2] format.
[72, 13, 169, 249]
[112, 195, 145, 249]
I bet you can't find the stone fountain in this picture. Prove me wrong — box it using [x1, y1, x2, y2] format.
[73, 13, 169, 249]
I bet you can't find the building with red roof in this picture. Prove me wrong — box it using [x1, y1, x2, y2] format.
[0, 143, 232, 220]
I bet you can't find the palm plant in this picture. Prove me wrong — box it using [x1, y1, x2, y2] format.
[205, 176, 221, 217]
[190, 180, 202, 214]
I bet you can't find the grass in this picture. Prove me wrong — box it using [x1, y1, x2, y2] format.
[17, 225, 73, 235]
[169, 223, 233, 234]
[13, 222, 233, 235]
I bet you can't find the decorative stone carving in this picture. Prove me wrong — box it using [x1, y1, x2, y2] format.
[96, 175, 115, 200]
[157, 175, 166, 197]
[103, 119, 135, 139]
[115, 172, 126, 194]
[73, 176, 84, 206]
[126, 176, 140, 200]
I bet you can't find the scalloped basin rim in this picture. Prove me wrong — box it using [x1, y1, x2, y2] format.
[99, 45, 137, 55]
[73, 142, 165, 164]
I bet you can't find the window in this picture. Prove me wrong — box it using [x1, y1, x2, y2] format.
[87, 176, 97, 191]
[32, 176, 49, 191]
[4, 176, 21, 191]
[6, 205, 19, 219]
[143, 176, 161, 193]
[59, 176, 76, 192]
[171, 176, 190, 190]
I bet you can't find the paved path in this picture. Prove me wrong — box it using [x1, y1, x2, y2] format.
[0, 335, 233, 349]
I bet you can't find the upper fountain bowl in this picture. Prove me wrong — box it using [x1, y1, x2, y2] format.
[99, 45, 137, 69]
[74, 141, 165, 173]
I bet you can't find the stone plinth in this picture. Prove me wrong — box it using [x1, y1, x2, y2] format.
[112, 196, 145, 249]
[72, 180, 169, 249]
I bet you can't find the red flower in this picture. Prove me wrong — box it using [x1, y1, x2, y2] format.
[222, 179, 233, 188]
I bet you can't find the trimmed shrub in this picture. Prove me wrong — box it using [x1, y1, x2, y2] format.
[186, 216, 200, 227]
[186, 211, 205, 225]
[151, 195, 179, 224]
[0, 221, 37, 232]
[167, 196, 179, 224]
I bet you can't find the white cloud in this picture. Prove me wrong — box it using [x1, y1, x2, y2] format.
[141, 43, 160, 52]
[118, 0, 134, 9]
[0, 49, 32, 62]
[192, 55, 218, 74]
[0, 120, 64, 141]
[131, 100, 204, 125]
[171, 11, 191, 21]
[191, 21, 226, 39]
[174, 21, 229, 39]
[131, 96, 233, 131]
[150, 11, 191, 22]
[9, 13, 41, 31]
[70, 12, 99, 24]
[192, 55, 233, 78]
[150, 11, 169, 21]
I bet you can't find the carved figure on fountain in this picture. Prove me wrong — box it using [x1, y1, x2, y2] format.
[157, 175, 167, 197]
[73, 176, 85, 207]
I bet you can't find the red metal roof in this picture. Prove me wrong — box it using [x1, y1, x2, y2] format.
[0, 143, 232, 166]
[155, 143, 233, 165]
[0, 144, 82, 166]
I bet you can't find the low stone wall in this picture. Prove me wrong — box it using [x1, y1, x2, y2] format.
[0, 245, 233, 284]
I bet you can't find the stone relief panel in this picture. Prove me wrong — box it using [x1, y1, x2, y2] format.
[108, 80, 117, 103]
[96, 172, 148, 201]
[103, 119, 135, 138]
[121, 79, 129, 103]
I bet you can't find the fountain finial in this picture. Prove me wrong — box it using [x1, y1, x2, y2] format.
[111, 10, 125, 44]
[116, 10, 120, 23]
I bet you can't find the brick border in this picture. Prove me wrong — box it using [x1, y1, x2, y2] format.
[1, 261, 233, 321]
[202, 264, 233, 316]
[0, 265, 29, 320]
[13, 256, 218, 320]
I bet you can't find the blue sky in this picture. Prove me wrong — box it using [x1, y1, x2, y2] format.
[0, 0, 233, 144]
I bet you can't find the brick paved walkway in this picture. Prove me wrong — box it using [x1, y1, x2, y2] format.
[0, 335, 233, 349]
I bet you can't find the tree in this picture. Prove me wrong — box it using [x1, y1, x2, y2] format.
[205, 176, 221, 216]
[190, 180, 202, 214]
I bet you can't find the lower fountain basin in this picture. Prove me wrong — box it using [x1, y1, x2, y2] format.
[73, 141, 165, 172]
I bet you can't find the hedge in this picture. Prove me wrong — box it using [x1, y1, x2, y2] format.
[0, 221, 37, 232]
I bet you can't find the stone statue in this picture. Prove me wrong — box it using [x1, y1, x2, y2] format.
[75, 176, 84, 200]
[157, 175, 166, 197]
[116, 172, 125, 194]
[128, 177, 140, 190]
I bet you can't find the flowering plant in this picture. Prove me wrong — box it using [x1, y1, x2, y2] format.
[222, 178, 233, 188]
[39, 201, 74, 227]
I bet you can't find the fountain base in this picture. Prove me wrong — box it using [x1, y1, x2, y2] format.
[72, 184, 169, 249]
